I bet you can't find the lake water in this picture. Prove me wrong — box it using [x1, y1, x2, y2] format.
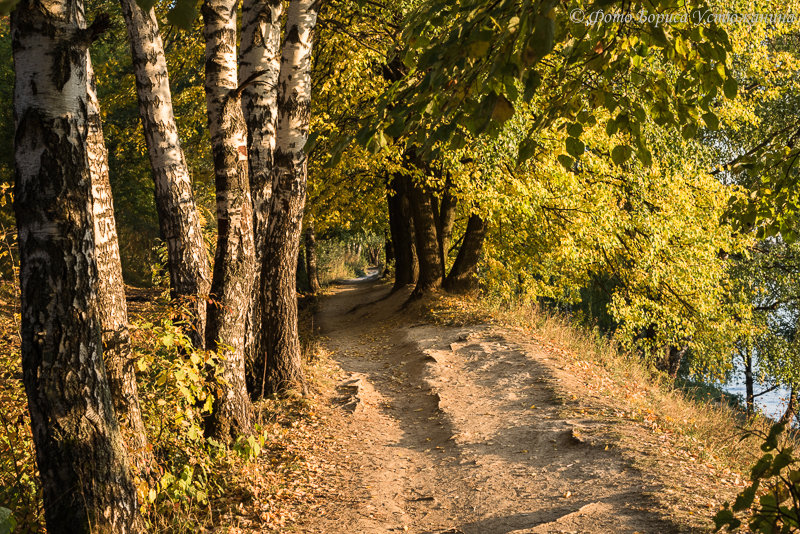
[724, 371, 791, 421]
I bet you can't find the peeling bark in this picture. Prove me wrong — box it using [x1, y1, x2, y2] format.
[87, 60, 151, 472]
[202, 0, 254, 439]
[259, 0, 320, 396]
[239, 0, 283, 394]
[12, 0, 142, 529]
[120, 0, 211, 344]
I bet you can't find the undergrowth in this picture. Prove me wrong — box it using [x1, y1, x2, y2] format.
[0, 284, 331, 533]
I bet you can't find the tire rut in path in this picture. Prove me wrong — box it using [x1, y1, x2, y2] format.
[300, 278, 687, 534]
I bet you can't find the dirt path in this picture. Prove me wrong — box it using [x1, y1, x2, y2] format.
[299, 277, 691, 534]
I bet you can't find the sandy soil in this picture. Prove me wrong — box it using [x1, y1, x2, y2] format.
[298, 277, 698, 534]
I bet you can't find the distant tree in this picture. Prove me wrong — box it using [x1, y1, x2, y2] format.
[305, 221, 322, 294]
[730, 240, 800, 421]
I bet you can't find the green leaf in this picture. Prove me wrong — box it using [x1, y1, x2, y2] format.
[724, 78, 738, 99]
[366, 136, 381, 154]
[557, 154, 573, 171]
[637, 148, 652, 167]
[468, 40, 491, 58]
[167, 0, 198, 29]
[712, 506, 740, 531]
[304, 131, 321, 154]
[773, 450, 794, 472]
[523, 14, 555, 66]
[385, 117, 406, 138]
[762, 423, 786, 452]
[611, 145, 631, 165]
[682, 123, 698, 140]
[161, 333, 174, 348]
[751, 454, 774, 479]
[0, 508, 15, 534]
[518, 139, 538, 164]
[567, 123, 583, 137]
[565, 137, 585, 157]
[355, 125, 374, 147]
[732, 485, 757, 512]
[759, 492, 778, 511]
[523, 71, 542, 101]
[491, 94, 515, 123]
[136, 0, 158, 10]
[702, 112, 720, 130]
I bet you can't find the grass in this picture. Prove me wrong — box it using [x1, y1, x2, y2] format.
[316, 242, 369, 285]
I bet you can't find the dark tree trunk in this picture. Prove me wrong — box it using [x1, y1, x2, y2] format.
[202, 0, 254, 439]
[408, 181, 442, 296]
[383, 229, 394, 277]
[436, 176, 456, 270]
[87, 61, 151, 472]
[389, 176, 418, 289]
[120, 0, 211, 345]
[663, 345, 689, 379]
[12, 1, 142, 530]
[388, 175, 419, 291]
[305, 222, 321, 294]
[258, 0, 320, 396]
[744, 348, 754, 416]
[779, 387, 798, 426]
[443, 214, 487, 293]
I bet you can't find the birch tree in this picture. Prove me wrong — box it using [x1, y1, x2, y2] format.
[11, 0, 142, 530]
[259, 0, 320, 395]
[119, 0, 211, 343]
[238, 0, 283, 393]
[87, 60, 150, 465]
[202, 0, 254, 438]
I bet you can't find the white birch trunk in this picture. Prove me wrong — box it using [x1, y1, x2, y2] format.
[11, 0, 142, 530]
[201, 0, 255, 438]
[119, 0, 211, 345]
[259, 0, 320, 395]
[86, 59, 151, 469]
[238, 0, 283, 393]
